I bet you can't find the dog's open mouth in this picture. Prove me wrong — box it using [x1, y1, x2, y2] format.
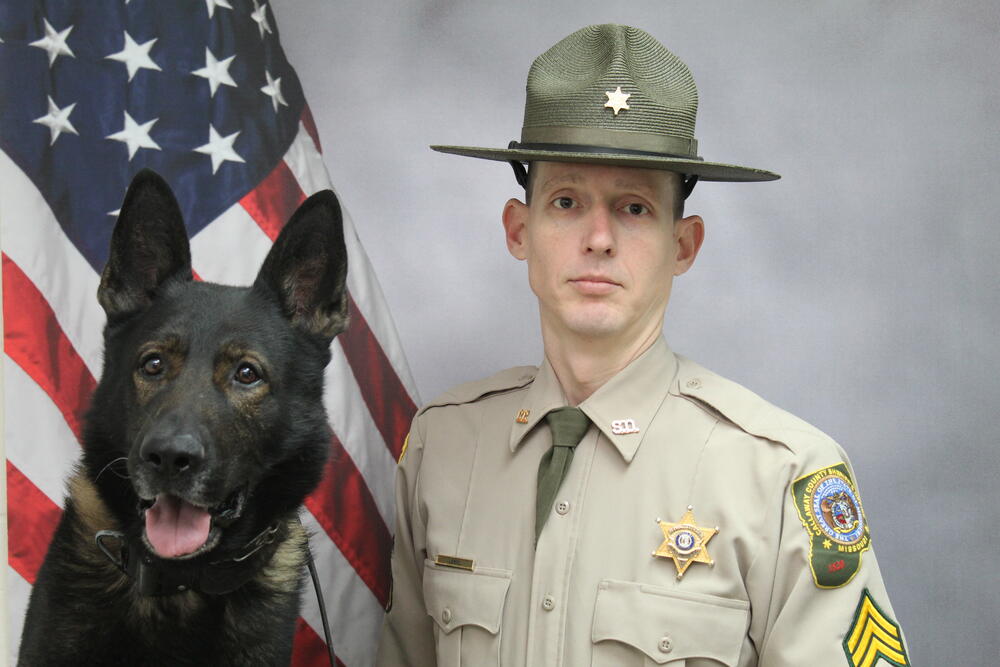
[140, 487, 246, 559]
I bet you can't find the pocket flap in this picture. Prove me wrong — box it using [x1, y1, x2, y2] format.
[592, 579, 749, 665]
[422, 560, 512, 635]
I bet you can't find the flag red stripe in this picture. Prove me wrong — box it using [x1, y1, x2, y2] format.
[291, 618, 346, 667]
[339, 300, 415, 460]
[301, 105, 322, 154]
[239, 160, 305, 242]
[6, 461, 62, 585]
[304, 435, 392, 606]
[2, 254, 97, 440]
[239, 163, 416, 457]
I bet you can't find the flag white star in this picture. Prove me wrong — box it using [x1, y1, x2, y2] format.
[205, 0, 233, 18]
[194, 125, 245, 174]
[192, 48, 237, 97]
[33, 96, 78, 145]
[30, 19, 74, 67]
[107, 111, 161, 160]
[105, 32, 162, 82]
[250, 1, 273, 38]
[604, 86, 631, 116]
[261, 70, 287, 112]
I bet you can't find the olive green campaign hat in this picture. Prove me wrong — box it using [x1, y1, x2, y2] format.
[431, 24, 779, 184]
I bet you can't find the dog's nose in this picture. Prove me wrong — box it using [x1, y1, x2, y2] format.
[140, 433, 205, 475]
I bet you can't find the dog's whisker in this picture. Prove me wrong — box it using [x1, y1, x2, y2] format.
[95, 456, 129, 481]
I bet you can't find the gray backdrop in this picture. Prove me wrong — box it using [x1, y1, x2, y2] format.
[274, 1, 999, 663]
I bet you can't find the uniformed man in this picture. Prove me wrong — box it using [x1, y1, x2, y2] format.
[377, 24, 907, 667]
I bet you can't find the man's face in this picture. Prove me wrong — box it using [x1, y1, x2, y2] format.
[502, 161, 703, 347]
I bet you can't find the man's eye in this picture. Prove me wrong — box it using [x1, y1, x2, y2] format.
[554, 197, 575, 209]
[625, 203, 649, 215]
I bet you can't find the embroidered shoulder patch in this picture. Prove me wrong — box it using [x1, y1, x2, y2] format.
[843, 589, 908, 666]
[791, 462, 871, 587]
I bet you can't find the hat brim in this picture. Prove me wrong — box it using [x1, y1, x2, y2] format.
[430, 145, 779, 182]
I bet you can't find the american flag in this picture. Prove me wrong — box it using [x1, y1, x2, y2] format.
[0, 2, 416, 664]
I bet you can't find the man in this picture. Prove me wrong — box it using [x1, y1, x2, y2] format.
[377, 24, 907, 666]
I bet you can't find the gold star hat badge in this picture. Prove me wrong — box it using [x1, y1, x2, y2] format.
[604, 86, 631, 115]
[653, 506, 718, 578]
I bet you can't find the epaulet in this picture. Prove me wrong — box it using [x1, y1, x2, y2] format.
[417, 366, 537, 416]
[673, 355, 839, 456]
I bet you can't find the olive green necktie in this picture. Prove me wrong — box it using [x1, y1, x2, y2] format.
[535, 407, 590, 543]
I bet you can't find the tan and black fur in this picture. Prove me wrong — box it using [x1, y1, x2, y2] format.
[18, 169, 347, 666]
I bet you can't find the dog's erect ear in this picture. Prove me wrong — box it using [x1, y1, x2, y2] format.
[253, 190, 349, 341]
[98, 169, 193, 319]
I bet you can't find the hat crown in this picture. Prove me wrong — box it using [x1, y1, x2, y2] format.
[523, 24, 699, 155]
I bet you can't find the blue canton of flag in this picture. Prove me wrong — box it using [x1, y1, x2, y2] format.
[1, 0, 304, 270]
[1, 2, 419, 665]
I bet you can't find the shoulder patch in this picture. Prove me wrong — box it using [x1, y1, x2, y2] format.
[419, 366, 537, 415]
[792, 462, 871, 587]
[843, 589, 908, 667]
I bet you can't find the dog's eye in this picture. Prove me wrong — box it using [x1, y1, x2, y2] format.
[234, 363, 261, 385]
[141, 355, 164, 376]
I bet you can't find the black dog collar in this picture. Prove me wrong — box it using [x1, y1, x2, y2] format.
[95, 522, 285, 597]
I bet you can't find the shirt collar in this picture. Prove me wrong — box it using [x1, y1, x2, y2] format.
[509, 338, 679, 463]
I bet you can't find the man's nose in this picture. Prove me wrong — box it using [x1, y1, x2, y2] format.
[583, 206, 616, 256]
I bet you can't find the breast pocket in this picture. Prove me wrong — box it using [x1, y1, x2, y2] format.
[591, 579, 749, 667]
[422, 560, 512, 667]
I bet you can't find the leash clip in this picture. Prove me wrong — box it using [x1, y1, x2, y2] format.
[95, 530, 128, 575]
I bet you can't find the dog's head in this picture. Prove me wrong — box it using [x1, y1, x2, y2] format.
[84, 169, 347, 561]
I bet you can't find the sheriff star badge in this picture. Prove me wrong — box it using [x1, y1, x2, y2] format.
[653, 506, 718, 579]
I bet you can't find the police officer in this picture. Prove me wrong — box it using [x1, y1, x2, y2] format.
[377, 24, 907, 667]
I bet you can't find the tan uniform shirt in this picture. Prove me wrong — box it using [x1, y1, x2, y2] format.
[377, 338, 907, 666]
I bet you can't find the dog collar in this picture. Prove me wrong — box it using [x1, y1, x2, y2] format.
[95, 521, 285, 597]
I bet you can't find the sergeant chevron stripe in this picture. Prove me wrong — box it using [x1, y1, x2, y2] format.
[843, 589, 909, 667]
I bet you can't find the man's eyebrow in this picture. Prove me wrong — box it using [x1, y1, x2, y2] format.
[612, 178, 659, 196]
[539, 173, 583, 190]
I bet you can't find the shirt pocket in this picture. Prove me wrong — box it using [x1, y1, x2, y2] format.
[591, 579, 749, 667]
[422, 559, 513, 667]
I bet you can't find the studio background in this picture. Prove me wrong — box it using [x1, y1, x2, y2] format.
[274, 1, 997, 664]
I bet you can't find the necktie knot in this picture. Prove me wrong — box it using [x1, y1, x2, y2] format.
[544, 407, 590, 449]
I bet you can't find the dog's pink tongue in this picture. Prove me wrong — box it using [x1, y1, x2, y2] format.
[145, 495, 211, 558]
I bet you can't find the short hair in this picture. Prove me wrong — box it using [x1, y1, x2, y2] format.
[523, 163, 686, 220]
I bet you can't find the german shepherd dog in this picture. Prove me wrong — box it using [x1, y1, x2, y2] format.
[18, 170, 347, 666]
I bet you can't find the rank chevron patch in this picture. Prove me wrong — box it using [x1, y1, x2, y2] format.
[843, 589, 909, 667]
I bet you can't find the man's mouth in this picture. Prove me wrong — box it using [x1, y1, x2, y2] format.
[569, 275, 621, 295]
[138, 487, 247, 559]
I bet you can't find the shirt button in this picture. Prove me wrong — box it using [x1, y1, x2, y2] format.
[556, 500, 570, 515]
[541, 595, 555, 611]
[686, 378, 702, 389]
[658, 636, 673, 653]
[441, 608, 452, 624]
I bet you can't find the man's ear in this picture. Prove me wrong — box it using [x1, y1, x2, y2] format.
[98, 169, 192, 320]
[253, 190, 349, 341]
[673, 214, 705, 276]
[502, 198, 529, 260]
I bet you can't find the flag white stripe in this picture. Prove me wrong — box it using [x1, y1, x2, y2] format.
[0, 151, 104, 377]
[6, 567, 33, 665]
[189, 202, 269, 286]
[3, 359, 80, 507]
[299, 509, 384, 667]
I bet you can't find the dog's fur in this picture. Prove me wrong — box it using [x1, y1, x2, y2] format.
[18, 170, 348, 666]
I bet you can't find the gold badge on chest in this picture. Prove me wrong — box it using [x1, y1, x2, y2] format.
[652, 506, 719, 579]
